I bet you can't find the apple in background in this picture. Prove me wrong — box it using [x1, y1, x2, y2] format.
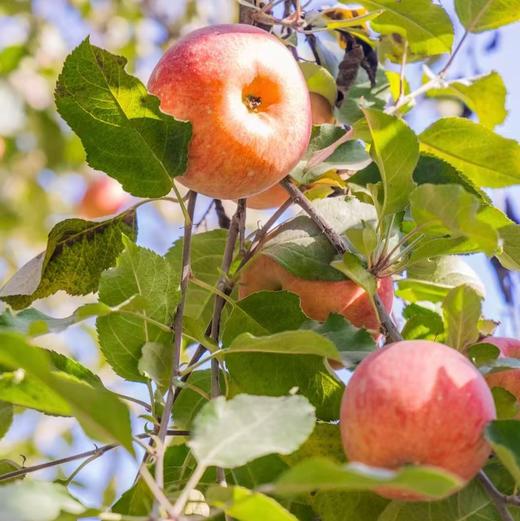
[480, 337, 520, 413]
[79, 177, 128, 218]
[148, 24, 312, 200]
[246, 93, 335, 210]
[341, 340, 496, 500]
[310, 92, 335, 125]
[239, 254, 393, 332]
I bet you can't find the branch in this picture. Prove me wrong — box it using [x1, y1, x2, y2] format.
[281, 177, 403, 343]
[214, 199, 231, 230]
[0, 430, 189, 483]
[210, 198, 247, 398]
[156, 190, 197, 489]
[477, 471, 515, 521]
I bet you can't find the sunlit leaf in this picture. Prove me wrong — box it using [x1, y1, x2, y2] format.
[55, 38, 191, 197]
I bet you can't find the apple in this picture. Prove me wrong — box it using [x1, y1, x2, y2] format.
[340, 340, 496, 500]
[148, 24, 312, 200]
[246, 183, 289, 210]
[79, 177, 128, 218]
[480, 337, 520, 413]
[246, 93, 335, 210]
[310, 92, 335, 125]
[239, 254, 393, 332]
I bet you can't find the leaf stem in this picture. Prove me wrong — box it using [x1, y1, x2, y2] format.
[171, 461, 208, 518]
[155, 190, 197, 491]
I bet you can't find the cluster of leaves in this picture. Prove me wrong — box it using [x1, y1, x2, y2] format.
[1, 0, 520, 520]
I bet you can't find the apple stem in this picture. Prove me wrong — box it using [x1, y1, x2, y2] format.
[281, 176, 404, 343]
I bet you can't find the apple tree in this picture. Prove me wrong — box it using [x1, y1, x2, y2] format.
[1, 1, 520, 520]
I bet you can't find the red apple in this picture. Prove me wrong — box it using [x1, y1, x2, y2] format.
[245, 92, 335, 210]
[341, 340, 496, 500]
[239, 254, 393, 332]
[79, 177, 128, 218]
[480, 337, 520, 415]
[148, 24, 312, 200]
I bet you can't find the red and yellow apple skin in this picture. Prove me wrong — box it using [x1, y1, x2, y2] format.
[340, 340, 496, 500]
[148, 24, 312, 200]
[79, 177, 128, 218]
[481, 337, 520, 414]
[238, 254, 393, 332]
[246, 183, 289, 210]
[246, 93, 335, 210]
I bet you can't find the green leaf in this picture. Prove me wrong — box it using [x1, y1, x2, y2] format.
[0, 459, 22, 483]
[226, 331, 341, 362]
[283, 423, 345, 465]
[409, 184, 499, 255]
[428, 72, 507, 129]
[376, 478, 506, 521]
[171, 370, 212, 430]
[207, 486, 299, 521]
[0, 346, 101, 416]
[455, 0, 520, 32]
[0, 45, 25, 75]
[420, 118, 520, 188]
[223, 293, 344, 421]
[467, 342, 501, 367]
[397, 279, 455, 303]
[407, 256, 485, 297]
[0, 481, 85, 521]
[299, 62, 337, 106]
[55, 38, 191, 197]
[497, 224, 520, 271]
[413, 155, 491, 202]
[97, 239, 178, 381]
[274, 457, 462, 498]
[0, 303, 111, 336]
[0, 401, 12, 439]
[0, 332, 133, 451]
[189, 394, 315, 468]
[301, 314, 376, 366]
[359, 108, 418, 217]
[293, 126, 371, 184]
[335, 69, 390, 125]
[166, 229, 227, 327]
[0, 213, 136, 310]
[138, 342, 171, 389]
[262, 197, 377, 281]
[356, 0, 454, 56]
[442, 285, 482, 350]
[485, 420, 520, 484]
[223, 291, 308, 344]
[331, 252, 376, 296]
[492, 388, 520, 420]
[401, 303, 445, 341]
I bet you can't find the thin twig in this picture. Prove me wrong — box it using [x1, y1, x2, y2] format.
[140, 464, 176, 518]
[281, 177, 403, 343]
[477, 471, 515, 521]
[0, 430, 189, 483]
[238, 196, 293, 270]
[281, 177, 349, 255]
[156, 191, 197, 490]
[209, 199, 246, 491]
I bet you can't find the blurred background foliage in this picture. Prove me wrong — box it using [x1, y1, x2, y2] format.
[0, 0, 519, 509]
